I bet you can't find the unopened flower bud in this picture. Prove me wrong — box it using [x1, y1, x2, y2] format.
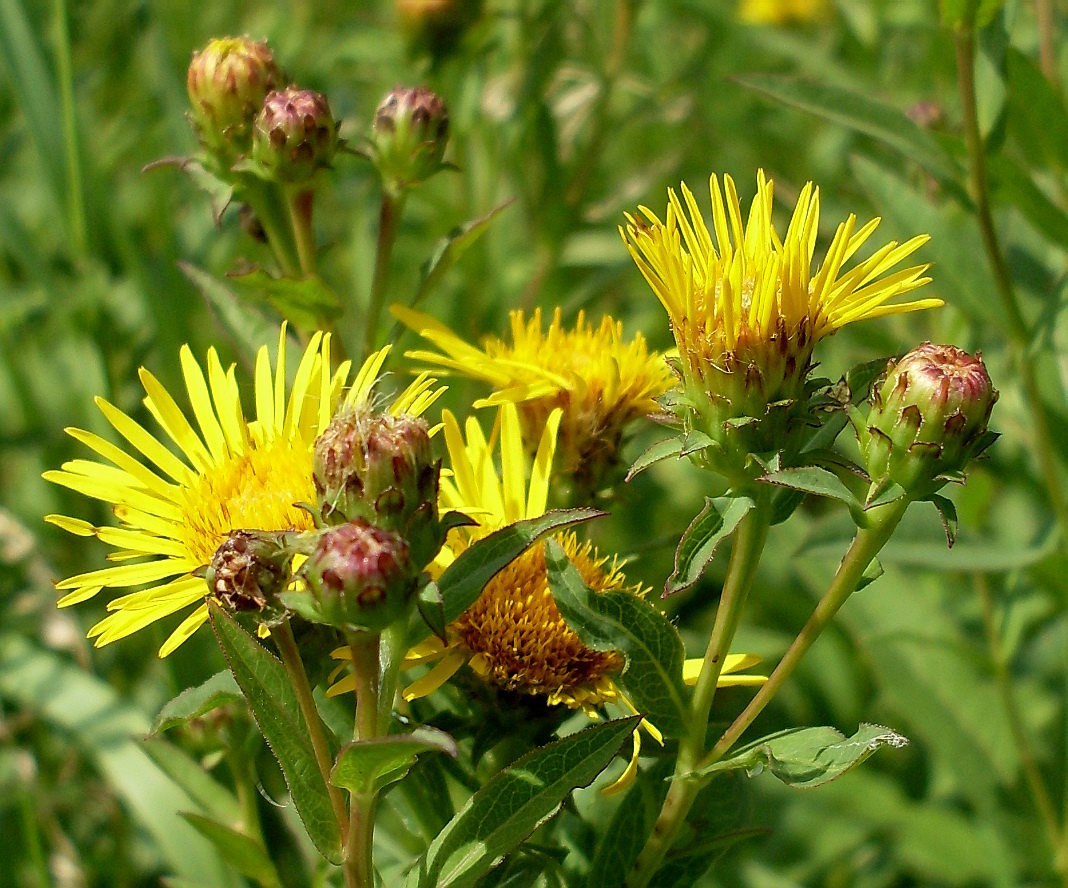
[187, 37, 284, 159]
[370, 86, 449, 192]
[252, 88, 339, 183]
[207, 530, 290, 612]
[301, 519, 417, 631]
[862, 342, 998, 497]
[314, 409, 443, 567]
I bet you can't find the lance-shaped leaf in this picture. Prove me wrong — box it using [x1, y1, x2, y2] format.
[180, 263, 281, 369]
[625, 437, 683, 482]
[667, 496, 755, 596]
[406, 716, 640, 888]
[409, 507, 605, 645]
[181, 812, 283, 888]
[928, 493, 959, 548]
[760, 466, 864, 520]
[736, 74, 961, 186]
[153, 670, 242, 734]
[331, 727, 458, 796]
[227, 266, 341, 332]
[140, 737, 241, 828]
[406, 199, 515, 315]
[544, 539, 688, 738]
[695, 723, 908, 788]
[209, 604, 342, 864]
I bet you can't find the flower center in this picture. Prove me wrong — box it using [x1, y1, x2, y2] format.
[454, 534, 628, 702]
[179, 439, 316, 564]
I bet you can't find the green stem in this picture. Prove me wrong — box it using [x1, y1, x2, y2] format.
[976, 573, 1066, 884]
[345, 631, 383, 888]
[1035, 0, 1058, 87]
[244, 179, 301, 277]
[288, 187, 318, 275]
[706, 497, 911, 766]
[954, 28, 1068, 544]
[363, 191, 406, 361]
[628, 491, 772, 887]
[271, 621, 348, 838]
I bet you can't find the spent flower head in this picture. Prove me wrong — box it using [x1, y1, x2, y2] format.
[622, 170, 940, 483]
[43, 333, 435, 656]
[252, 87, 339, 183]
[187, 36, 284, 162]
[393, 304, 674, 496]
[860, 342, 998, 498]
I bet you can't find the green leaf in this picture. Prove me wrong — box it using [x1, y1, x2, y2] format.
[544, 539, 688, 737]
[988, 155, 1068, 250]
[850, 157, 1000, 327]
[625, 437, 683, 482]
[760, 466, 863, 515]
[409, 507, 605, 645]
[180, 263, 283, 369]
[856, 557, 884, 592]
[939, 0, 1004, 28]
[153, 670, 242, 734]
[181, 812, 283, 888]
[0, 635, 239, 887]
[227, 266, 342, 332]
[331, 727, 458, 796]
[140, 737, 242, 828]
[406, 717, 640, 888]
[667, 496, 755, 596]
[928, 494, 959, 547]
[1005, 48, 1068, 172]
[697, 723, 908, 788]
[736, 74, 960, 184]
[408, 199, 515, 313]
[209, 604, 343, 864]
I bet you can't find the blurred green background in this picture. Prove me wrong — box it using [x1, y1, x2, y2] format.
[1, 0, 1065, 885]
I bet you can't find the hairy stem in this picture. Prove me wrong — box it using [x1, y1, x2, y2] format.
[271, 621, 348, 837]
[627, 491, 772, 887]
[344, 631, 383, 888]
[363, 192, 405, 361]
[706, 497, 911, 765]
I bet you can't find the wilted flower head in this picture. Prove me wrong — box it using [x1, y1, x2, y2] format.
[253, 88, 339, 183]
[393, 304, 674, 496]
[187, 36, 284, 159]
[861, 342, 998, 497]
[622, 171, 940, 482]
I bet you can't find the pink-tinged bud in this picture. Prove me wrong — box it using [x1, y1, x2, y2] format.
[862, 342, 998, 496]
[314, 409, 443, 568]
[252, 88, 339, 183]
[301, 519, 417, 631]
[370, 86, 449, 192]
[187, 37, 284, 158]
[206, 530, 289, 613]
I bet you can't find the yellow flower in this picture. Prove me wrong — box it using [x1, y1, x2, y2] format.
[738, 0, 830, 25]
[621, 170, 940, 479]
[361, 401, 763, 792]
[392, 304, 674, 493]
[45, 329, 443, 656]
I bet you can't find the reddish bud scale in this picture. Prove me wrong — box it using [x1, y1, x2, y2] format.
[253, 88, 338, 183]
[314, 409, 443, 568]
[302, 519, 416, 631]
[863, 342, 997, 496]
[187, 37, 284, 158]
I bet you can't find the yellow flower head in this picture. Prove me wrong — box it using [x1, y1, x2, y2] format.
[621, 171, 940, 479]
[392, 304, 674, 494]
[738, 0, 830, 25]
[45, 329, 441, 656]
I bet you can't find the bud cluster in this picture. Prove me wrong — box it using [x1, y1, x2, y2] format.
[860, 342, 998, 498]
